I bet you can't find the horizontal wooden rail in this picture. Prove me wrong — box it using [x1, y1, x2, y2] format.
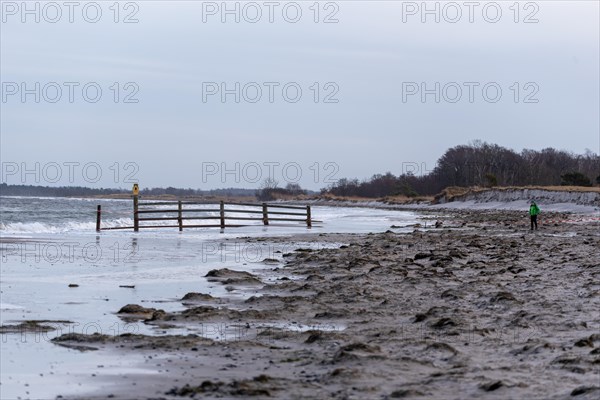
[136, 209, 180, 214]
[183, 224, 247, 228]
[210, 201, 307, 210]
[101, 226, 138, 231]
[258, 203, 307, 210]
[265, 210, 307, 216]
[267, 217, 311, 222]
[215, 209, 263, 214]
[138, 201, 215, 206]
[180, 216, 222, 220]
[225, 201, 270, 207]
[136, 202, 177, 206]
[175, 208, 220, 213]
[137, 217, 181, 221]
[221, 216, 264, 221]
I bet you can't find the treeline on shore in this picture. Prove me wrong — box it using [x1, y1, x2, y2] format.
[0, 184, 258, 198]
[0, 183, 128, 197]
[2, 142, 598, 200]
[325, 141, 600, 198]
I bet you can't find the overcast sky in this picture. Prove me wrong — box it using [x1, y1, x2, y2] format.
[1, 1, 598, 190]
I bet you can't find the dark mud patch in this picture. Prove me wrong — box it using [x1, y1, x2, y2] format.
[161, 305, 276, 323]
[181, 292, 216, 303]
[333, 342, 382, 362]
[479, 380, 504, 392]
[0, 320, 72, 333]
[117, 304, 164, 320]
[205, 268, 263, 285]
[166, 375, 290, 397]
[52, 332, 212, 352]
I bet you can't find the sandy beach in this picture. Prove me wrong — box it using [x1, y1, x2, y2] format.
[3, 0, 599, 397]
[21, 209, 600, 399]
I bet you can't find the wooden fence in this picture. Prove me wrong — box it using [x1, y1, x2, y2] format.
[96, 198, 315, 232]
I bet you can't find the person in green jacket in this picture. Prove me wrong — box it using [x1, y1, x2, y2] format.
[529, 201, 540, 230]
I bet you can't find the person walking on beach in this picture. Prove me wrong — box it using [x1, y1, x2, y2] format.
[529, 201, 540, 230]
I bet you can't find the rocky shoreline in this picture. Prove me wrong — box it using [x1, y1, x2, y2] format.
[51, 209, 600, 399]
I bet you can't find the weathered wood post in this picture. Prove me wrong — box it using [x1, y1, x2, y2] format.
[96, 205, 101, 232]
[306, 205, 312, 228]
[220, 201, 225, 229]
[133, 184, 139, 232]
[178, 200, 183, 232]
[262, 203, 269, 225]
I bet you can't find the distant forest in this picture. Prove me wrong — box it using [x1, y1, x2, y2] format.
[325, 141, 600, 198]
[2, 142, 599, 199]
[0, 184, 258, 198]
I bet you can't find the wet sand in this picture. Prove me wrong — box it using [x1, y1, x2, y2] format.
[51, 209, 600, 399]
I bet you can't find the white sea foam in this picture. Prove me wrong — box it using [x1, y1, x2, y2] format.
[0, 218, 134, 233]
[0, 303, 24, 310]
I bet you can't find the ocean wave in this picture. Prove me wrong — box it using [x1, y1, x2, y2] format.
[0, 218, 134, 233]
[0, 303, 24, 310]
[0, 195, 130, 203]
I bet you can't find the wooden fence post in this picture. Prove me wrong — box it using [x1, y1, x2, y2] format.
[96, 205, 101, 232]
[306, 205, 312, 228]
[133, 195, 139, 232]
[220, 201, 225, 229]
[262, 203, 269, 225]
[178, 200, 183, 232]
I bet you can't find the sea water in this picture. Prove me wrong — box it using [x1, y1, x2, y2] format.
[0, 196, 419, 399]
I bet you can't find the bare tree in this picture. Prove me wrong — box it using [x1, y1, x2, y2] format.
[260, 177, 279, 190]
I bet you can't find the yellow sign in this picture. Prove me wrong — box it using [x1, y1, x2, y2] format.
[132, 183, 139, 196]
